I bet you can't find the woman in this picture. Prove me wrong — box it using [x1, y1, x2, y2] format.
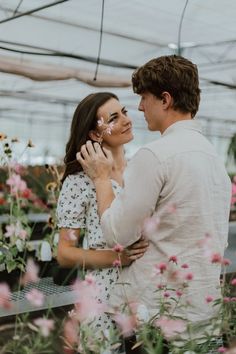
[56, 92, 148, 339]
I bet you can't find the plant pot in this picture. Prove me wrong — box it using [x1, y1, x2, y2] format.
[51, 263, 78, 286]
[230, 209, 236, 221]
[0, 268, 21, 291]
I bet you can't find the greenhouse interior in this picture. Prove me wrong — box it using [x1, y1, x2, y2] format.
[0, 1, 236, 353]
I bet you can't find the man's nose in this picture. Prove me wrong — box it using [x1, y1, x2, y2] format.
[138, 102, 144, 111]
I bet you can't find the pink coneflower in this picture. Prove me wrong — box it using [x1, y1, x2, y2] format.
[181, 263, 189, 269]
[63, 318, 79, 350]
[231, 278, 236, 286]
[0, 283, 12, 309]
[176, 290, 183, 297]
[211, 253, 222, 264]
[25, 289, 44, 307]
[155, 316, 187, 340]
[155, 262, 167, 274]
[163, 291, 170, 298]
[205, 295, 214, 303]
[20, 258, 39, 285]
[185, 272, 194, 281]
[113, 243, 124, 253]
[166, 203, 177, 213]
[72, 279, 107, 323]
[33, 317, 54, 337]
[84, 273, 96, 285]
[157, 283, 166, 290]
[142, 215, 160, 237]
[169, 255, 178, 264]
[113, 312, 137, 337]
[113, 259, 121, 267]
[6, 173, 27, 194]
[222, 258, 231, 266]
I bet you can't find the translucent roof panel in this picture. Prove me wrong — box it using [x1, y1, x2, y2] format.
[0, 0, 235, 165]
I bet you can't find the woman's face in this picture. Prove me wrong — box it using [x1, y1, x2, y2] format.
[96, 98, 133, 147]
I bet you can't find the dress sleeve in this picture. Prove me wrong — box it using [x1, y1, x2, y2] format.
[56, 174, 90, 228]
[101, 148, 164, 247]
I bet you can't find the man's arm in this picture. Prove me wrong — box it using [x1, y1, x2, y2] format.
[77, 142, 164, 248]
[100, 148, 164, 247]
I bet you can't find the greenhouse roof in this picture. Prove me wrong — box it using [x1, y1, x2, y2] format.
[0, 0, 236, 163]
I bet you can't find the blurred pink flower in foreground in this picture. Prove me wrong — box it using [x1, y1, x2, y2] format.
[198, 233, 213, 258]
[63, 317, 79, 351]
[211, 253, 222, 264]
[4, 222, 28, 240]
[155, 316, 187, 340]
[72, 278, 107, 323]
[26, 289, 44, 307]
[84, 273, 96, 285]
[231, 278, 236, 286]
[231, 182, 236, 206]
[0, 283, 12, 309]
[166, 203, 177, 214]
[113, 243, 124, 253]
[20, 258, 39, 286]
[9, 162, 25, 175]
[113, 312, 137, 337]
[169, 255, 178, 263]
[142, 215, 160, 237]
[6, 173, 27, 194]
[205, 295, 214, 303]
[154, 262, 167, 275]
[222, 258, 231, 266]
[113, 259, 121, 267]
[33, 317, 54, 337]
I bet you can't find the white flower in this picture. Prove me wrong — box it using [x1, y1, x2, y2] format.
[15, 239, 23, 252]
[53, 233, 59, 245]
[40, 241, 52, 261]
[97, 117, 104, 126]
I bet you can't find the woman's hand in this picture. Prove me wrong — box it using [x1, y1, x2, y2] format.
[120, 236, 149, 266]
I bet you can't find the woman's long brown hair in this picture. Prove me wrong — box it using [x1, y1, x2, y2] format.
[61, 92, 118, 183]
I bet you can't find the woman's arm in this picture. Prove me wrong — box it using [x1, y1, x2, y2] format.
[57, 228, 148, 269]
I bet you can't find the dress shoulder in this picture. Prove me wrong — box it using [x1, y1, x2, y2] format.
[56, 172, 92, 228]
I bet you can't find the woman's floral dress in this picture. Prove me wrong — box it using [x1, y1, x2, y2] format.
[56, 171, 121, 334]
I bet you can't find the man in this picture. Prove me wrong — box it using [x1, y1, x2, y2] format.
[77, 55, 231, 348]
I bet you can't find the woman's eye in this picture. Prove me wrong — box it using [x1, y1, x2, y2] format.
[108, 116, 117, 123]
[122, 110, 128, 115]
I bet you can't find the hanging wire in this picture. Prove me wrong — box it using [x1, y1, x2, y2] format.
[177, 0, 189, 55]
[94, 0, 105, 81]
[13, 0, 24, 16]
[0, 0, 69, 25]
[0, 42, 136, 69]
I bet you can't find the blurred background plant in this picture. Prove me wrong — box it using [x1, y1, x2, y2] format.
[0, 133, 62, 278]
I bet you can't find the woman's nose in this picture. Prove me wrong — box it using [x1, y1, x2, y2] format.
[123, 115, 132, 125]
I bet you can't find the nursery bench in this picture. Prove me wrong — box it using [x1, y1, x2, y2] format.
[0, 277, 78, 317]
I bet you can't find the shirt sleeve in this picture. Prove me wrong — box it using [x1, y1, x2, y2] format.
[56, 174, 90, 228]
[100, 148, 164, 247]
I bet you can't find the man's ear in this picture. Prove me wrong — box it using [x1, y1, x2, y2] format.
[161, 91, 172, 108]
[88, 130, 102, 143]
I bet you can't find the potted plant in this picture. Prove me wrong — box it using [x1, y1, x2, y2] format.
[0, 133, 61, 289]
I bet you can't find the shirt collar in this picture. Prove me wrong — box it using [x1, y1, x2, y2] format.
[162, 119, 203, 137]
